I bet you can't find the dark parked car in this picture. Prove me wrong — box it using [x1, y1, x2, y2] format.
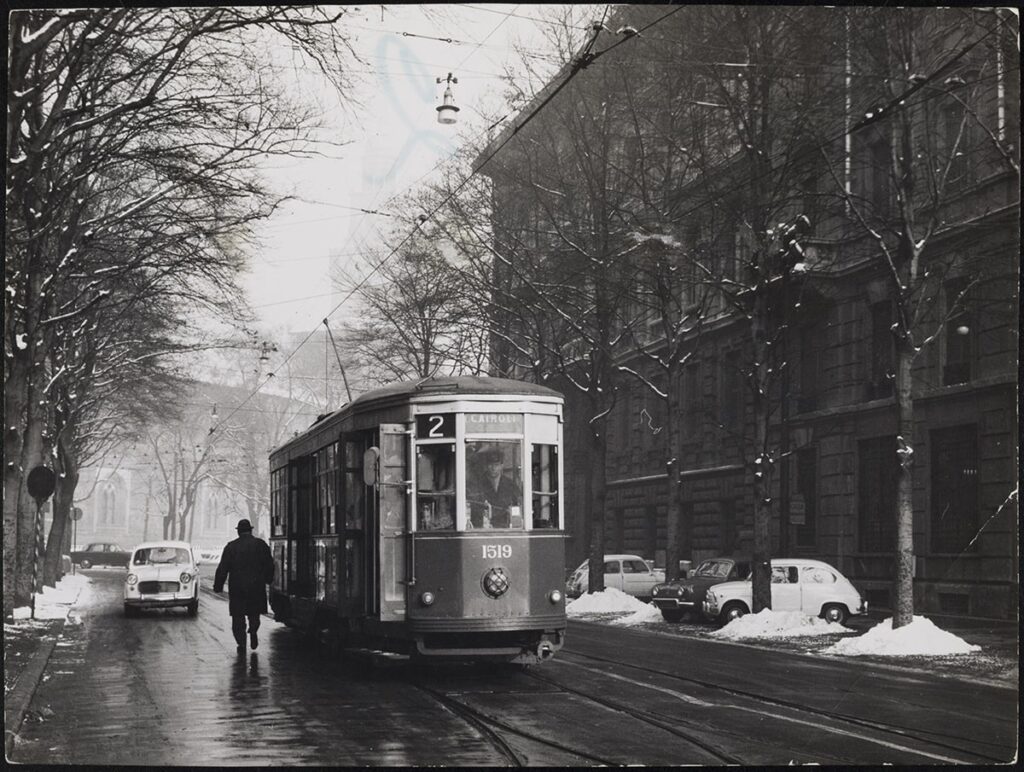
[70, 542, 131, 569]
[651, 557, 751, 622]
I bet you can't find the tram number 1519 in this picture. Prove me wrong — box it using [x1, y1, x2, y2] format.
[482, 544, 512, 559]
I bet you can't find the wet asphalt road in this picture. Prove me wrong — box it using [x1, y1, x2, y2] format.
[11, 570, 1018, 766]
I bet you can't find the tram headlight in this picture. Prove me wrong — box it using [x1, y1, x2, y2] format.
[126, 574, 138, 586]
[420, 591, 435, 606]
[548, 589, 563, 605]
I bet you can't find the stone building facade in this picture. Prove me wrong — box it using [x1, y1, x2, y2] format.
[481, 7, 1018, 619]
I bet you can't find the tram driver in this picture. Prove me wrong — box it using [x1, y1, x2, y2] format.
[467, 446, 521, 529]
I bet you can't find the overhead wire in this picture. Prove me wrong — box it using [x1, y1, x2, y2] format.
[209, 6, 630, 437]
[214, 4, 991, 436]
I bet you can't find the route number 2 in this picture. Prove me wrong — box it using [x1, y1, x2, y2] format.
[482, 545, 511, 559]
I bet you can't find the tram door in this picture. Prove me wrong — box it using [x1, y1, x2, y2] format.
[378, 424, 409, 622]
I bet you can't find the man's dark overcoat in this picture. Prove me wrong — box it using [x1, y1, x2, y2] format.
[213, 532, 274, 616]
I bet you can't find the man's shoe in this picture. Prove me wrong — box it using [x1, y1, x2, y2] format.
[250, 631, 259, 650]
[236, 644, 245, 653]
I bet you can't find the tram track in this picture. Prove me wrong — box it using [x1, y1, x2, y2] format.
[412, 679, 617, 766]
[551, 649, 1013, 764]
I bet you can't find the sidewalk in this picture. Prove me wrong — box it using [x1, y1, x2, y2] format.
[4, 575, 87, 761]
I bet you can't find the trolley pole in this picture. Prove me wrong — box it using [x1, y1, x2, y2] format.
[26, 466, 57, 621]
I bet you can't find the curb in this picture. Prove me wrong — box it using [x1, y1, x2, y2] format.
[4, 618, 66, 761]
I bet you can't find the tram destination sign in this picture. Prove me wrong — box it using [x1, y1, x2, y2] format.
[466, 413, 523, 433]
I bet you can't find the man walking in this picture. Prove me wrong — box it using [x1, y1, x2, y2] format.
[214, 519, 275, 653]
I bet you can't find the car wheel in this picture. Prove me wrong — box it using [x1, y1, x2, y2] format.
[124, 604, 136, 617]
[187, 600, 199, 617]
[821, 603, 848, 625]
[661, 609, 684, 623]
[719, 601, 747, 625]
[80, 559, 92, 569]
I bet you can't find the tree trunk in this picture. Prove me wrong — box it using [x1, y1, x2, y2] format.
[892, 345, 915, 628]
[663, 384, 687, 581]
[44, 460, 77, 587]
[3, 363, 29, 617]
[17, 386, 47, 605]
[587, 416, 609, 594]
[750, 289, 773, 613]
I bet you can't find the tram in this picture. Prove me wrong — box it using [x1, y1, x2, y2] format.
[267, 376, 567, 664]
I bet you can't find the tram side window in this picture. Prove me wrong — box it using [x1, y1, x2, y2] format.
[343, 439, 364, 530]
[271, 467, 286, 537]
[531, 444, 559, 529]
[417, 443, 455, 530]
[344, 538, 362, 600]
[466, 441, 523, 530]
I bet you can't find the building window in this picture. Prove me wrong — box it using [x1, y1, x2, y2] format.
[719, 499, 736, 554]
[683, 362, 702, 437]
[855, 130, 890, 214]
[800, 175, 819, 231]
[943, 278, 973, 385]
[941, 100, 974, 189]
[858, 436, 897, 552]
[797, 324, 820, 412]
[99, 479, 121, 526]
[794, 448, 817, 547]
[719, 352, 741, 432]
[684, 223, 702, 307]
[931, 425, 978, 554]
[868, 300, 894, 399]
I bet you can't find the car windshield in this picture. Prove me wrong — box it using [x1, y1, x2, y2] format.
[133, 547, 191, 565]
[692, 560, 733, 579]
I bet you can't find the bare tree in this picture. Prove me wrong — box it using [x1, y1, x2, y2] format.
[5, 7, 360, 612]
[823, 7, 1019, 627]
[337, 231, 487, 384]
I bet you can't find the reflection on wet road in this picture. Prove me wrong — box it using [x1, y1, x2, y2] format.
[12, 571, 507, 767]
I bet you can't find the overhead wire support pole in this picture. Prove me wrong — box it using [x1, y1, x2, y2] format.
[323, 318, 354, 403]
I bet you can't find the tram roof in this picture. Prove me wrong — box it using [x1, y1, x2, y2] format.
[270, 376, 563, 462]
[350, 375, 562, 407]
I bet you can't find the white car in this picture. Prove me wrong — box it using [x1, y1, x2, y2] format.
[702, 558, 866, 625]
[124, 540, 201, 617]
[566, 554, 666, 601]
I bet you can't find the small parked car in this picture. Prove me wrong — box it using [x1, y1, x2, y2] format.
[702, 558, 866, 625]
[124, 540, 200, 617]
[652, 557, 751, 622]
[566, 554, 666, 601]
[70, 542, 131, 569]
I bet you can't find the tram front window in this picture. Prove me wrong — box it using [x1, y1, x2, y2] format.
[417, 443, 455, 530]
[466, 441, 523, 529]
[531, 444, 559, 528]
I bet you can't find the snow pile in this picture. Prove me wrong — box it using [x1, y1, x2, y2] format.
[11, 572, 91, 620]
[566, 587, 650, 616]
[711, 609, 851, 640]
[609, 602, 665, 627]
[825, 616, 981, 657]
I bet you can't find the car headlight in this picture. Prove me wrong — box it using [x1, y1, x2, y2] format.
[126, 574, 138, 586]
[180, 572, 192, 584]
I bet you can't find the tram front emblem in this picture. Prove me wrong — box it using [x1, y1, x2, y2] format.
[482, 567, 510, 598]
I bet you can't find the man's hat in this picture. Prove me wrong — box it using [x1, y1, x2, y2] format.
[481, 448, 504, 463]
[236, 518, 253, 533]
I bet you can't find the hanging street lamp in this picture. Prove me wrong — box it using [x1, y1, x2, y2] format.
[436, 72, 460, 124]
